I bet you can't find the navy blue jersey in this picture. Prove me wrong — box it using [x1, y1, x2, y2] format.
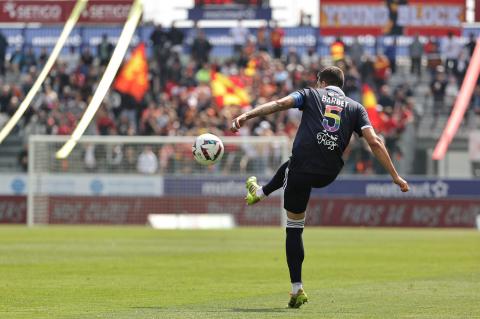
[288, 86, 372, 175]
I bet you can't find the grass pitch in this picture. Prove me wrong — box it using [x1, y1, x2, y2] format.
[0, 227, 479, 319]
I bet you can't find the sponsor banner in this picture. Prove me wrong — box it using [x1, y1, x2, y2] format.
[307, 198, 479, 228]
[1, 174, 478, 198]
[0, 196, 26, 223]
[47, 196, 282, 225]
[320, 0, 465, 36]
[188, 7, 272, 20]
[164, 176, 480, 199]
[0, 174, 27, 195]
[1, 194, 477, 227]
[37, 174, 164, 196]
[0, 0, 132, 24]
[44, 196, 478, 227]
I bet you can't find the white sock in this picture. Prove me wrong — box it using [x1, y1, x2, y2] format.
[292, 282, 303, 294]
[256, 186, 266, 199]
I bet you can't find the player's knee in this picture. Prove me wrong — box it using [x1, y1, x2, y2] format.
[286, 211, 305, 229]
[287, 211, 305, 220]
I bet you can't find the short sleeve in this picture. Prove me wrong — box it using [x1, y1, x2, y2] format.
[289, 89, 307, 110]
[354, 104, 372, 136]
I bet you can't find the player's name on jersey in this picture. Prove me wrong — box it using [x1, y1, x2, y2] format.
[321, 95, 349, 107]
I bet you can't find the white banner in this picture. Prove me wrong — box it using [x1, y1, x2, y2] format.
[0, 173, 164, 196]
[0, 174, 27, 195]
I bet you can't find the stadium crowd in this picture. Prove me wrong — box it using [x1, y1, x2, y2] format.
[0, 25, 477, 174]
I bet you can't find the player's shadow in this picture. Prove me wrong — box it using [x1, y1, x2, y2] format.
[230, 308, 287, 313]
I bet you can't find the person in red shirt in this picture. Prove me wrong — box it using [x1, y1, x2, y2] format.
[270, 21, 285, 59]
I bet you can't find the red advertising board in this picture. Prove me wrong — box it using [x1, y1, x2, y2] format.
[0, 196, 26, 224]
[320, 0, 465, 36]
[0, 0, 133, 24]
[2, 195, 478, 227]
[45, 196, 479, 228]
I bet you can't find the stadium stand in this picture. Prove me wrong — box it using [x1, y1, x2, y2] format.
[0, 26, 477, 175]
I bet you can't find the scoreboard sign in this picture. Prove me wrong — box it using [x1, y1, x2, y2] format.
[320, 0, 465, 36]
[188, 0, 271, 20]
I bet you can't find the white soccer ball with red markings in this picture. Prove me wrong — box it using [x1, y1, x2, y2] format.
[192, 133, 224, 166]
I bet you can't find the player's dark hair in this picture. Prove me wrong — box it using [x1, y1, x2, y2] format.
[318, 66, 344, 88]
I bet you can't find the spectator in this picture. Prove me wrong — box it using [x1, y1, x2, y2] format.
[97, 34, 114, 66]
[330, 36, 345, 62]
[373, 53, 390, 88]
[301, 47, 318, 68]
[378, 85, 394, 109]
[455, 49, 469, 84]
[384, 39, 397, 74]
[84, 144, 97, 171]
[472, 84, 480, 124]
[168, 21, 185, 53]
[150, 24, 169, 62]
[430, 68, 448, 125]
[191, 31, 212, 66]
[343, 65, 361, 102]
[0, 31, 8, 75]
[360, 54, 375, 86]
[21, 47, 37, 73]
[409, 35, 423, 76]
[137, 146, 158, 174]
[38, 47, 48, 67]
[96, 107, 116, 135]
[424, 37, 441, 77]
[18, 145, 28, 172]
[256, 23, 269, 52]
[466, 33, 476, 58]
[9, 46, 23, 74]
[270, 21, 284, 59]
[80, 47, 94, 67]
[61, 47, 80, 73]
[441, 32, 461, 74]
[347, 38, 363, 66]
[230, 19, 249, 59]
[0, 84, 12, 114]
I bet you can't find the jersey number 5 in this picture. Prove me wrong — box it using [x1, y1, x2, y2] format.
[322, 105, 343, 132]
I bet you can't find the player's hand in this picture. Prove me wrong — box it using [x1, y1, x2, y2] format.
[231, 114, 247, 132]
[393, 176, 409, 192]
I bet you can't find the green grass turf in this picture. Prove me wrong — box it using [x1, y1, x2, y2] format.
[0, 227, 479, 319]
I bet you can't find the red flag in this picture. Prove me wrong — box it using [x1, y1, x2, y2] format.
[361, 84, 380, 130]
[114, 43, 149, 102]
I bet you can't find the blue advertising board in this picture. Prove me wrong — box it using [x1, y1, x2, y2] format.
[188, 7, 272, 20]
[164, 176, 480, 199]
[2, 25, 465, 58]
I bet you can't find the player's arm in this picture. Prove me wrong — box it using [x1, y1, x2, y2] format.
[362, 127, 410, 192]
[231, 95, 295, 132]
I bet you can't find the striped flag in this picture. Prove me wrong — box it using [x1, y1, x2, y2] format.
[211, 72, 250, 107]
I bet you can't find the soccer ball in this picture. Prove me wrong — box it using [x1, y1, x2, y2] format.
[192, 133, 224, 165]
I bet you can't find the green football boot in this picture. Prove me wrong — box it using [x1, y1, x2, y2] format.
[245, 176, 262, 205]
[287, 288, 308, 309]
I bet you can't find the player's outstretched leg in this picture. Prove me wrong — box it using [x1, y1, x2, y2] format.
[286, 212, 308, 308]
[245, 161, 289, 205]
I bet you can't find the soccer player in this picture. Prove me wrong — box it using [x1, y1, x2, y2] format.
[231, 66, 409, 308]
